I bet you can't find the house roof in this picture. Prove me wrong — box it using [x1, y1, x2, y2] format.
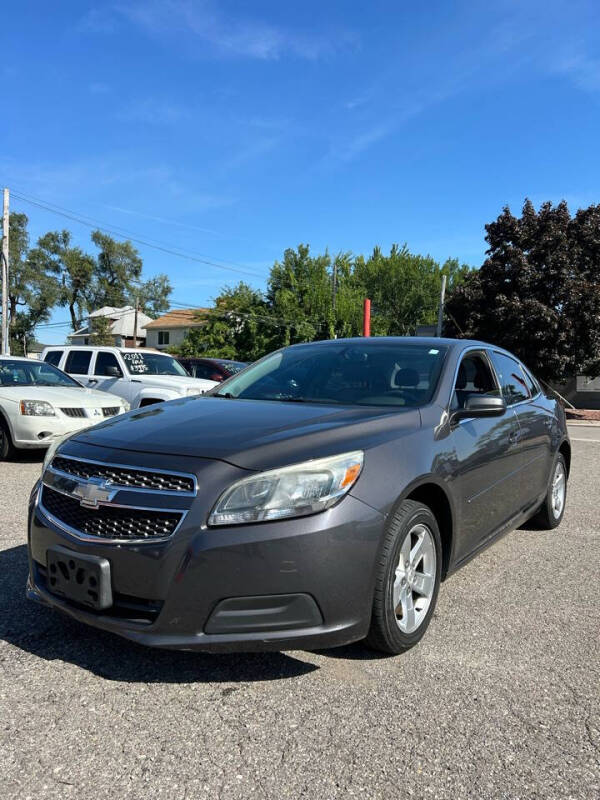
[144, 308, 209, 329]
[69, 306, 154, 339]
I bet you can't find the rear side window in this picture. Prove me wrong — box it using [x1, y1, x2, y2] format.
[193, 363, 221, 381]
[490, 352, 530, 406]
[44, 350, 63, 367]
[64, 350, 92, 375]
[94, 351, 122, 376]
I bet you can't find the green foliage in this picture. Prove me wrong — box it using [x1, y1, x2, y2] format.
[135, 274, 172, 316]
[445, 199, 600, 382]
[90, 230, 143, 308]
[33, 230, 95, 330]
[176, 244, 468, 361]
[90, 314, 115, 345]
[1, 213, 60, 352]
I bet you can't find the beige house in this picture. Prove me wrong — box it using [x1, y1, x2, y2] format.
[144, 308, 208, 351]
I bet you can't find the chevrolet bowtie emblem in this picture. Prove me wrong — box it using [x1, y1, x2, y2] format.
[72, 478, 116, 508]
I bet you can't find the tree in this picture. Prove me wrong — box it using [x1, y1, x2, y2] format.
[32, 230, 95, 330]
[174, 283, 273, 361]
[445, 199, 600, 382]
[90, 230, 143, 308]
[134, 273, 172, 316]
[1, 213, 60, 353]
[90, 314, 115, 345]
[354, 245, 470, 336]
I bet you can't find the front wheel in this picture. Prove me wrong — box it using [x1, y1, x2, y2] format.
[531, 453, 568, 530]
[366, 499, 442, 654]
[0, 418, 16, 461]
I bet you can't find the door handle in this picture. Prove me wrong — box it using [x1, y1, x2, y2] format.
[88, 378, 98, 385]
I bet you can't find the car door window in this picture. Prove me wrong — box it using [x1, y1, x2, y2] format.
[452, 353, 500, 410]
[94, 351, 122, 377]
[44, 350, 63, 367]
[490, 352, 530, 406]
[64, 350, 92, 375]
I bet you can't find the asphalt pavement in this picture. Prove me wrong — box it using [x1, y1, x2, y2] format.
[0, 428, 598, 799]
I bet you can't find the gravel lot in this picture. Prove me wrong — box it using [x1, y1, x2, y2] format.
[1, 429, 598, 799]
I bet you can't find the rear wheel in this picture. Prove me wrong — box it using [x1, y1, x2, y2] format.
[531, 453, 567, 529]
[366, 499, 442, 654]
[0, 418, 15, 461]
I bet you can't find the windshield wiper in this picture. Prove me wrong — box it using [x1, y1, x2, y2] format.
[214, 392, 235, 398]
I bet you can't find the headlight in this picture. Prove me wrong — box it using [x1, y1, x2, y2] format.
[20, 400, 55, 416]
[121, 401, 131, 412]
[208, 451, 364, 526]
[42, 432, 76, 473]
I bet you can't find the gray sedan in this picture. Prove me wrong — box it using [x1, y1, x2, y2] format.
[27, 337, 569, 654]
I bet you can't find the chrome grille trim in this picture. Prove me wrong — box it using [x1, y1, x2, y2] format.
[60, 408, 86, 418]
[49, 453, 197, 496]
[102, 406, 121, 417]
[38, 483, 188, 544]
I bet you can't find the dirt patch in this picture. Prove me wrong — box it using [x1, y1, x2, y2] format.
[566, 408, 600, 421]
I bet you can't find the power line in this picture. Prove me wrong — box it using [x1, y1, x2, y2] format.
[8, 187, 267, 279]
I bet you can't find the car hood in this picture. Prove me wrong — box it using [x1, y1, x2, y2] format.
[0, 385, 123, 406]
[131, 374, 217, 391]
[68, 396, 422, 470]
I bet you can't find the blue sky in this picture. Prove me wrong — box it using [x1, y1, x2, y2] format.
[3, 0, 600, 343]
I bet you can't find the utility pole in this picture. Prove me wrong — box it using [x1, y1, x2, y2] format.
[132, 295, 139, 347]
[1, 188, 9, 355]
[436, 275, 447, 338]
[332, 260, 338, 312]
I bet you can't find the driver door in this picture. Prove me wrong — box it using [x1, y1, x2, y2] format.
[450, 350, 523, 562]
[89, 351, 133, 404]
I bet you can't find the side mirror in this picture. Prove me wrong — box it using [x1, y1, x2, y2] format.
[453, 395, 506, 422]
[105, 365, 123, 378]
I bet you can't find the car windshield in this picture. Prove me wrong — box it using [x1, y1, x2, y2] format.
[122, 352, 188, 376]
[213, 342, 448, 407]
[0, 359, 81, 388]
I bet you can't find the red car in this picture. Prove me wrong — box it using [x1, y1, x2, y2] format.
[177, 357, 247, 382]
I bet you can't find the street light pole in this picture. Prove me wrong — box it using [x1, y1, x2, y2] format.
[1, 188, 9, 355]
[436, 275, 447, 338]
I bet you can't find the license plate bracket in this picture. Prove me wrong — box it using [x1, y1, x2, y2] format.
[46, 545, 112, 610]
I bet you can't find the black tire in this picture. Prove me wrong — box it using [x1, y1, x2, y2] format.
[531, 453, 568, 530]
[0, 417, 15, 461]
[366, 499, 442, 655]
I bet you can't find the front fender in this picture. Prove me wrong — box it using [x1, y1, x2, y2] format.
[133, 387, 182, 407]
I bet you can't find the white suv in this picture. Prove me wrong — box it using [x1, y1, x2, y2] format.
[41, 346, 217, 409]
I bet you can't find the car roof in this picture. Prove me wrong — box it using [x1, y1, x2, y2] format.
[0, 355, 37, 362]
[285, 336, 493, 351]
[43, 345, 165, 354]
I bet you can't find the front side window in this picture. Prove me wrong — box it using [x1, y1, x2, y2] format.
[122, 351, 188, 376]
[0, 360, 81, 387]
[64, 350, 92, 375]
[490, 352, 531, 406]
[452, 353, 500, 410]
[94, 351, 122, 377]
[213, 343, 448, 408]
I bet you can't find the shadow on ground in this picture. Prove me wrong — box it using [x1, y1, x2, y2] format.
[0, 544, 318, 683]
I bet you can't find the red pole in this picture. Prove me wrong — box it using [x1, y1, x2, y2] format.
[363, 298, 371, 337]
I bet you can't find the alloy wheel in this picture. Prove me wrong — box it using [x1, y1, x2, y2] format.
[393, 523, 437, 634]
[551, 461, 566, 520]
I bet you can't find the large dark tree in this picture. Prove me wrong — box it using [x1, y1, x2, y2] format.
[446, 200, 600, 382]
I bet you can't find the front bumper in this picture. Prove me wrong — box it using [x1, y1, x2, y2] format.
[27, 479, 385, 652]
[12, 412, 122, 449]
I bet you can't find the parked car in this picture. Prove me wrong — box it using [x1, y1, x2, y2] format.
[28, 337, 569, 655]
[41, 346, 218, 408]
[0, 356, 128, 460]
[177, 357, 248, 382]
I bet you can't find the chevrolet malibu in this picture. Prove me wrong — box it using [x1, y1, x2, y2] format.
[27, 338, 570, 654]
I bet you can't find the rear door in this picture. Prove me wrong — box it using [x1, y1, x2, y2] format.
[63, 350, 93, 385]
[450, 350, 523, 562]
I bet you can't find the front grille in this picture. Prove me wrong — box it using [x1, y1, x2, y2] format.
[51, 456, 195, 493]
[102, 406, 120, 417]
[61, 408, 86, 418]
[41, 486, 183, 541]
